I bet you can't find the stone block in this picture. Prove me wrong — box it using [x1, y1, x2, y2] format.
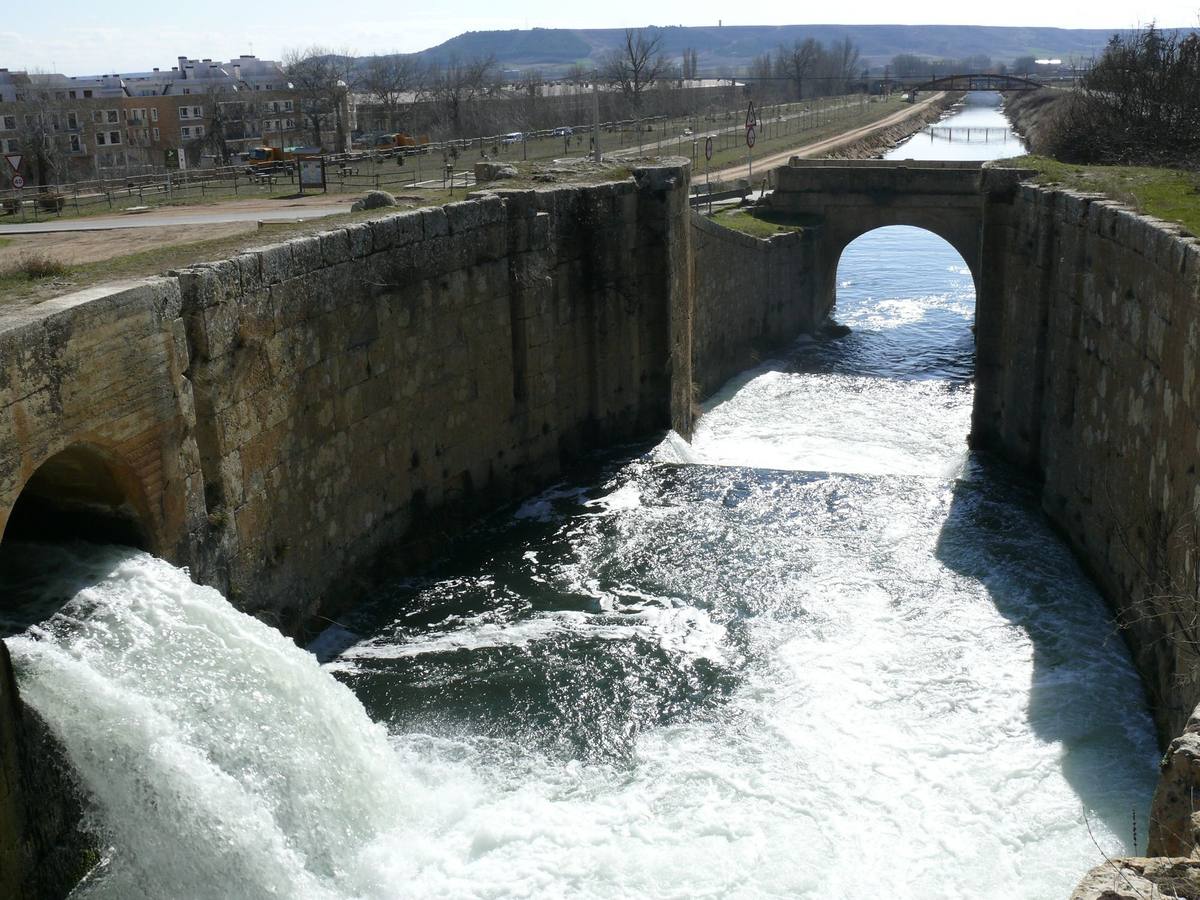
[259, 242, 294, 285]
[288, 235, 323, 276]
[421, 207, 449, 239]
[320, 230, 352, 267]
[345, 222, 374, 258]
[369, 215, 398, 251]
[445, 199, 483, 235]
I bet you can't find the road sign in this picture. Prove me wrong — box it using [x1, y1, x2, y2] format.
[745, 102, 756, 131]
[164, 148, 180, 170]
[10, 175, 24, 189]
[746, 126, 756, 149]
[704, 137, 713, 161]
[3, 154, 20, 174]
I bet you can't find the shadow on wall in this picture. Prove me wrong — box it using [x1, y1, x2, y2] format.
[2, 445, 150, 551]
[934, 454, 1158, 848]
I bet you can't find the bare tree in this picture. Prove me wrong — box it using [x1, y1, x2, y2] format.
[601, 28, 669, 111]
[283, 45, 357, 152]
[2, 73, 77, 185]
[361, 53, 423, 133]
[425, 54, 497, 136]
[775, 39, 821, 100]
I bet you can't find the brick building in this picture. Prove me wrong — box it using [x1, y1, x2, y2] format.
[0, 56, 355, 184]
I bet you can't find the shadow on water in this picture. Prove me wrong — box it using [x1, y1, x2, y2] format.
[934, 454, 1157, 844]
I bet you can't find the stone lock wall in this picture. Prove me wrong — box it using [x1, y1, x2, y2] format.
[976, 183, 1200, 751]
[689, 213, 823, 399]
[179, 170, 690, 628]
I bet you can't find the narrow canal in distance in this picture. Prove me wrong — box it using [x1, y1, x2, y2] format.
[3, 92, 1159, 898]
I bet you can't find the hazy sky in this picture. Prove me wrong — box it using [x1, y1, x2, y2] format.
[3, 1, 1196, 74]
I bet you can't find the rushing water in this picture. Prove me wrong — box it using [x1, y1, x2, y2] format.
[3, 93, 1160, 898]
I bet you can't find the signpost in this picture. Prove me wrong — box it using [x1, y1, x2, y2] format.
[745, 101, 757, 182]
[11, 175, 24, 190]
[299, 157, 325, 194]
[704, 136, 713, 214]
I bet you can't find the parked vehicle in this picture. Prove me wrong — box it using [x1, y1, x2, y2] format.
[553, 126, 573, 136]
[502, 132, 524, 145]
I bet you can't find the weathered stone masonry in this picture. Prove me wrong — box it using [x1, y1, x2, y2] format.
[177, 165, 690, 629]
[689, 213, 820, 399]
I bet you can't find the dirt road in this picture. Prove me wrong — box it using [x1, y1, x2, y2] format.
[706, 92, 947, 183]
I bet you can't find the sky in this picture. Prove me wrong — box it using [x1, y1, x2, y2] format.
[2, 1, 1197, 75]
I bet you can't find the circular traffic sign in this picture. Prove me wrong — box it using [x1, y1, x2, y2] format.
[745, 127, 756, 149]
[704, 137, 713, 161]
[10, 175, 24, 189]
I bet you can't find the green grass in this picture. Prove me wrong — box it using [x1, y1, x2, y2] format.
[1011, 154, 1200, 237]
[706, 208, 803, 238]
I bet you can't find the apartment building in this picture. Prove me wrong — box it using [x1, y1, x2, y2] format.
[0, 56, 355, 184]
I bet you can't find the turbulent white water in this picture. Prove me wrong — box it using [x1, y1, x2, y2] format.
[3, 93, 1160, 899]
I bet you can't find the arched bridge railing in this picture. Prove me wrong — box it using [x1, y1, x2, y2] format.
[908, 73, 1046, 92]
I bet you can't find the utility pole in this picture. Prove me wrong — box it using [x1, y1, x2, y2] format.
[592, 78, 601, 163]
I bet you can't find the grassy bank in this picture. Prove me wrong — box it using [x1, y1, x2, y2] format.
[1011, 155, 1200, 236]
[701, 207, 803, 238]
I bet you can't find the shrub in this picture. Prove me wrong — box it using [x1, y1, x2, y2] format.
[3, 253, 69, 280]
[1048, 26, 1200, 167]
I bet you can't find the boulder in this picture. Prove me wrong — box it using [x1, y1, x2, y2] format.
[352, 190, 397, 213]
[474, 161, 517, 183]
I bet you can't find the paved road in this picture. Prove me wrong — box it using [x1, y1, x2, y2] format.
[0, 204, 350, 235]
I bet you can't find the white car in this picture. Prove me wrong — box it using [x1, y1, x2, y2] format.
[502, 132, 524, 145]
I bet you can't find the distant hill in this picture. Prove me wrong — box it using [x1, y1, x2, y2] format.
[411, 24, 1138, 72]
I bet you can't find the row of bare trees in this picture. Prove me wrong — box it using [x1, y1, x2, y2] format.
[746, 37, 864, 101]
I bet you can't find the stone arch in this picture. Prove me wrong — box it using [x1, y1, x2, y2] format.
[0, 443, 155, 551]
[818, 209, 982, 315]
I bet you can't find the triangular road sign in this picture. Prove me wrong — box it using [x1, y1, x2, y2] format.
[3, 155, 20, 173]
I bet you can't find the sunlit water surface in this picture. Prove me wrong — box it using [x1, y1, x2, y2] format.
[4, 93, 1159, 899]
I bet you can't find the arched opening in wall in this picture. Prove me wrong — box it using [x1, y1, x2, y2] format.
[0, 446, 150, 632]
[832, 225, 977, 384]
[3, 446, 149, 549]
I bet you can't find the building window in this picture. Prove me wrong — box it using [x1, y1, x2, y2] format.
[286, 118, 295, 129]
[69, 135, 81, 152]
[152, 127, 160, 141]
[106, 109, 119, 124]
[181, 126, 191, 138]
[183, 87, 191, 94]
[194, 125, 204, 137]
[3, 139, 17, 153]
[69, 90, 77, 99]
[1, 116, 13, 131]
[191, 106, 203, 118]
[92, 110, 102, 124]
[283, 100, 293, 112]
[179, 107, 189, 119]
[67, 111, 78, 129]
[96, 132, 107, 145]
[83, 89, 93, 98]
[109, 131, 121, 144]
[151, 108, 159, 122]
